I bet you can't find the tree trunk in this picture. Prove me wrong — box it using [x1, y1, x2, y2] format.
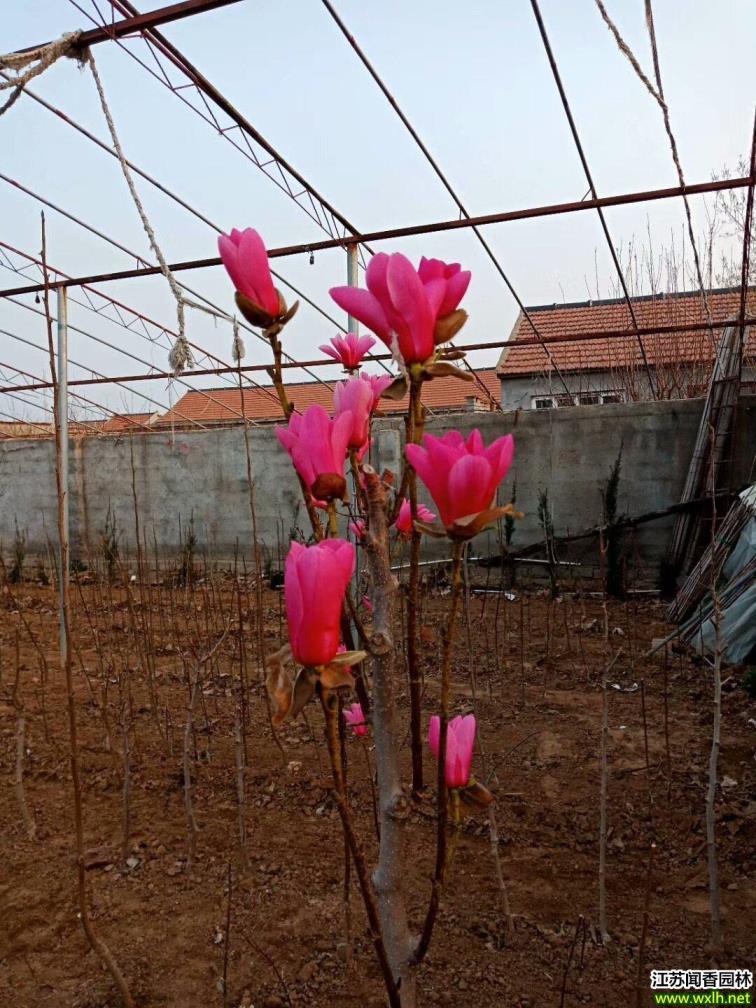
[363, 468, 416, 1004]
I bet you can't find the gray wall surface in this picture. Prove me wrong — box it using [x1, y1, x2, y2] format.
[500, 368, 630, 411]
[2, 397, 754, 573]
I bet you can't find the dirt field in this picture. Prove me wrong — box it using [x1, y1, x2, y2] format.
[0, 571, 753, 1007]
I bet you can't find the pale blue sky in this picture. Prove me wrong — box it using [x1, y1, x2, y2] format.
[1, 0, 754, 421]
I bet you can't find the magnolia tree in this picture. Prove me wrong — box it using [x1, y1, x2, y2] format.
[219, 228, 516, 1006]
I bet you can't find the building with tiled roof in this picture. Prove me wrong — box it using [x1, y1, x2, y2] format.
[155, 367, 501, 428]
[100, 412, 158, 433]
[497, 286, 755, 411]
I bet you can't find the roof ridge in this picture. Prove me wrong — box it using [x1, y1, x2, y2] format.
[177, 366, 499, 397]
[524, 284, 751, 314]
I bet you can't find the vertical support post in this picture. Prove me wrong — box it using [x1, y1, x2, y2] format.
[56, 286, 69, 664]
[346, 241, 360, 641]
[346, 243, 359, 336]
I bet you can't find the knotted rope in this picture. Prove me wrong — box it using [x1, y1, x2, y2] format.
[0, 32, 83, 115]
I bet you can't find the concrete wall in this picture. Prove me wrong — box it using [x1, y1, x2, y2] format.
[2, 397, 754, 573]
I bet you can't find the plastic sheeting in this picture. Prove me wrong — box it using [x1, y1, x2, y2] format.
[684, 485, 756, 665]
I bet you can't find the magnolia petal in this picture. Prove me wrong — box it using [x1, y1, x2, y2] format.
[428, 715, 440, 758]
[439, 270, 471, 316]
[330, 286, 391, 341]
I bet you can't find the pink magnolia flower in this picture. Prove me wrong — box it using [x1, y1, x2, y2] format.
[428, 714, 476, 788]
[319, 332, 376, 371]
[217, 228, 280, 318]
[330, 252, 470, 366]
[417, 257, 471, 316]
[285, 539, 355, 667]
[361, 595, 374, 614]
[333, 375, 374, 452]
[276, 404, 352, 501]
[349, 519, 366, 541]
[359, 372, 394, 410]
[333, 373, 393, 452]
[343, 702, 368, 737]
[394, 499, 437, 538]
[405, 429, 514, 533]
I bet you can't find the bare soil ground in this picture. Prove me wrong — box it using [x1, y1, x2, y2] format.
[0, 573, 753, 1008]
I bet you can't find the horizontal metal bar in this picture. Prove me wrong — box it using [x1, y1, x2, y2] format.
[3, 311, 754, 395]
[0, 176, 751, 298]
[13, 0, 243, 54]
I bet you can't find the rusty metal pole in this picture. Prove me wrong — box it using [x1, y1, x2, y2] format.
[346, 243, 359, 336]
[56, 286, 70, 662]
[345, 242, 361, 645]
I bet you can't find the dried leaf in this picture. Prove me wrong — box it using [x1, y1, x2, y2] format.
[449, 504, 515, 541]
[434, 308, 468, 345]
[458, 777, 495, 814]
[380, 375, 409, 401]
[289, 668, 318, 720]
[319, 665, 356, 690]
[423, 362, 473, 382]
[235, 291, 276, 330]
[280, 297, 299, 326]
[311, 472, 347, 502]
[437, 349, 467, 361]
[413, 518, 448, 539]
[329, 649, 367, 667]
[265, 645, 295, 726]
[419, 625, 437, 647]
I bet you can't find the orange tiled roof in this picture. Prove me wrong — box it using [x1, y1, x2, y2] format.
[101, 412, 158, 433]
[0, 420, 52, 438]
[155, 368, 501, 426]
[497, 287, 755, 376]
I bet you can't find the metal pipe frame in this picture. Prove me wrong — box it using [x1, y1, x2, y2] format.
[529, 0, 656, 396]
[3, 314, 753, 396]
[14, 0, 243, 54]
[0, 175, 750, 299]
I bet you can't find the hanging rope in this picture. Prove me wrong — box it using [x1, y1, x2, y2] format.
[0, 32, 83, 115]
[86, 49, 194, 374]
[594, 0, 714, 341]
[231, 318, 246, 363]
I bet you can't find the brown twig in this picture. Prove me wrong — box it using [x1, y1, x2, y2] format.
[222, 860, 233, 1008]
[405, 375, 426, 795]
[599, 649, 624, 944]
[41, 212, 135, 1007]
[320, 691, 400, 1008]
[635, 843, 656, 1008]
[10, 636, 37, 840]
[414, 540, 464, 964]
[559, 915, 585, 1008]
